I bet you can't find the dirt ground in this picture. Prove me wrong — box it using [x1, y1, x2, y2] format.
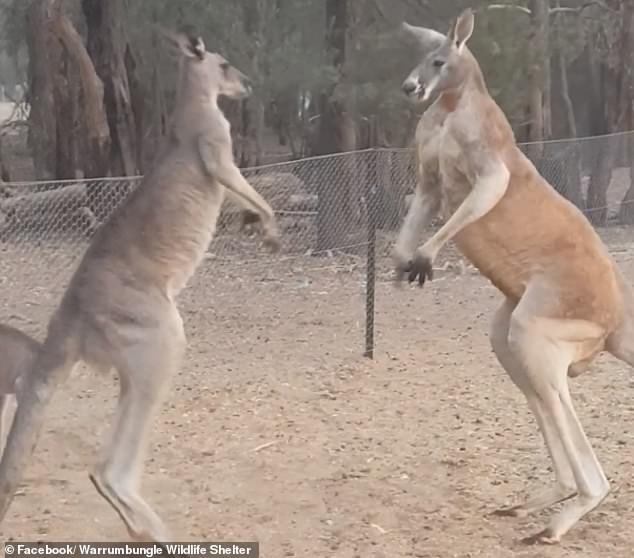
[0, 225, 634, 558]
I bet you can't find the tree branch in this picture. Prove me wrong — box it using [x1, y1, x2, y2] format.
[550, 1, 616, 14]
[486, 1, 615, 17]
[486, 4, 532, 16]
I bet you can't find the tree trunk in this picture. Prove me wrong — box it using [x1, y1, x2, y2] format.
[558, 54, 577, 138]
[526, 0, 549, 158]
[25, 0, 57, 179]
[617, 0, 634, 223]
[148, 9, 168, 166]
[51, 38, 79, 179]
[312, 0, 356, 252]
[552, 4, 584, 210]
[586, 141, 613, 226]
[52, 5, 110, 179]
[621, 135, 634, 224]
[26, 0, 110, 181]
[82, 0, 139, 176]
[241, 0, 267, 167]
[542, 33, 552, 139]
[555, 2, 577, 140]
[586, 42, 607, 137]
[125, 44, 145, 173]
[556, 54, 585, 210]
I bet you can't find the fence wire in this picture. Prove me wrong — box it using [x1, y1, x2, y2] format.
[1, 133, 634, 363]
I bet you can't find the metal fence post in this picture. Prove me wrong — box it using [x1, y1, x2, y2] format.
[364, 149, 379, 359]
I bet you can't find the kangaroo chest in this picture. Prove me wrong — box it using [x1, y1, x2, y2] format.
[418, 121, 472, 220]
[440, 134, 473, 216]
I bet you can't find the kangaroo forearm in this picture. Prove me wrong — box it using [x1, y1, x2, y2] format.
[422, 163, 509, 256]
[217, 166, 275, 221]
[395, 189, 440, 259]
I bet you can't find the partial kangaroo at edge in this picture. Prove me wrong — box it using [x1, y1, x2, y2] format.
[0, 324, 40, 455]
[394, 8, 634, 545]
[0, 29, 279, 542]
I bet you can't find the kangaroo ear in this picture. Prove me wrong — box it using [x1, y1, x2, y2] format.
[449, 8, 475, 52]
[186, 35, 206, 59]
[400, 21, 446, 52]
[157, 26, 206, 60]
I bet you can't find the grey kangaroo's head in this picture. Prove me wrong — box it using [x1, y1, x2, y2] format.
[401, 8, 475, 102]
[166, 30, 252, 101]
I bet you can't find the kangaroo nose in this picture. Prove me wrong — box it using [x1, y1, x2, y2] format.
[402, 80, 418, 95]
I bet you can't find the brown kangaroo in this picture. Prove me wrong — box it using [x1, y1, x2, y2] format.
[394, 8, 634, 544]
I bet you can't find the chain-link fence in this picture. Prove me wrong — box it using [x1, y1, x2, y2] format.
[1, 131, 634, 364]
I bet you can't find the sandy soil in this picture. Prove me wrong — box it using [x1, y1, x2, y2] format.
[0, 224, 633, 558]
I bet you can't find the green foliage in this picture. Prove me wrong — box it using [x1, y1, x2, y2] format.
[469, 5, 532, 126]
[3, 0, 605, 159]
[0, 0, 27, 55]
[0, 0, 28, 89]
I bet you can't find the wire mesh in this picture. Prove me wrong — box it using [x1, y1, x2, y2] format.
[0, 153, 375, 370]
[372, 132, 634, 356]
[1, 134, 634, 363]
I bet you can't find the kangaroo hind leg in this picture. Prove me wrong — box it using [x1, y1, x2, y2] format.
[490, 298, 577, 519]
[90, 309, 186, 543]
[498, 287, 609, 544]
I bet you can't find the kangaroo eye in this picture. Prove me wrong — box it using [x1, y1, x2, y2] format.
[220, 62, 230, 71]
[433, 59, 445, 68]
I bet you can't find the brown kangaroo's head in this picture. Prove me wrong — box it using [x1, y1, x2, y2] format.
[400, 8, 475, 103]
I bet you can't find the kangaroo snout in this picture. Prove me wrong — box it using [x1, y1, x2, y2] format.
[402, 78, 422, 97]
[237, 74, 253, 98]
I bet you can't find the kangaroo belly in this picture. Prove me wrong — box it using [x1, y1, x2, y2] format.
[452, 176, 622, 328]
[103, 171, 226, 299]
[162, 184, 225, 296]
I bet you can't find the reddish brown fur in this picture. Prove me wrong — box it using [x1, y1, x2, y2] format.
[452, 96, 623, 333]
[412, 52, 623, 347]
